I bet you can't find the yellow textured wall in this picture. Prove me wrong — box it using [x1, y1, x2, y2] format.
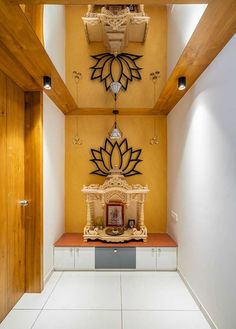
[65, 5, 167, 109]
[65, 5, 168, 232]
[65, 115, 167, 233]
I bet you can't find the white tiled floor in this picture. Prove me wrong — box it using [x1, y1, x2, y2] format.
[14, 272, 62, 310]
[0, 271, 212, 329]
[44, 272, 121, 310]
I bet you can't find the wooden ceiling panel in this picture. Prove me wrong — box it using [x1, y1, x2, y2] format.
[0, 39, 38, 90]
[67, 108, 154, 115]
[153, 0, 236, 115]
[1, 0, 235, 115]
[9, 1, 210, 5]
[0, 0, 77, 113]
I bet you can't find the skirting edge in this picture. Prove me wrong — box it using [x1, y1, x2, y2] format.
[178, 269, 218, 329]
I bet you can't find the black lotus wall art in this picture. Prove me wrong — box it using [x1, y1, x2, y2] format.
[90, 53, 142, 91]
[90, 138, 142, 177]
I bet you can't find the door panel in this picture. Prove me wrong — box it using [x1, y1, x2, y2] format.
[156, 247, 177, 270]
[0, 72, 8, 320]
[54, 247, 75, 270]
[136, 247, 157, 270]
[24, 92, 43, 293]
[0, 71, 43, 323]
[6, 77, 25, 310]
[75, 247, 95, 270]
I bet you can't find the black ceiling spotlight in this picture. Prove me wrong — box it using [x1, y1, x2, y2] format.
[178, 76, 186, 90]
[43, 76, 52, 90]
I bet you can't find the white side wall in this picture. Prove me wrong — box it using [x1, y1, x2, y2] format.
[43, 5, 65, 280]
[168, 35, 236, 329]
[43, 95, 65, 280]
[167, 4, 207, 77]
[43, 5, 65, 81]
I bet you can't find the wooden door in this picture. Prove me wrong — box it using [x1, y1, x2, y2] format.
[6, 78, 25, 308]
[0, 71, 25, 320]
[6, 77, 25, 309]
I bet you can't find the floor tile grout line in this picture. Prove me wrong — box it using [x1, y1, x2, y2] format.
[120, 272, 123, 329]
[29, 272, 64, 329]
[23, 309, 122, 311]
[42, 272, 64, 310]
[14, 308, 201, 311]
[121, 309, 201, 312]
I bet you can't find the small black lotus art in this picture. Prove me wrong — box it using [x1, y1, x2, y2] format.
[90, 53, 142, 91]
[90, 138, 142, 177]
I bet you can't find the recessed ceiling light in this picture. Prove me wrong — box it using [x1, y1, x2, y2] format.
[178, 76, 186, 90]
[43, 76, 52, 90]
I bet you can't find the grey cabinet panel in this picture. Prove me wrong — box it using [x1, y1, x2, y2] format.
[95, 247, 136, 269]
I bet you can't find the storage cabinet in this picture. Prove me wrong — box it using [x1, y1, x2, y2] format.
[54, 247, 75, 270]
[54, 247, 95, 270]
[75, 247, 95, 270]
[136, 247, 156, 270]
[54, 246, 177, 271]
[156, 247, 177, 270]
[136, 247, 177, 270]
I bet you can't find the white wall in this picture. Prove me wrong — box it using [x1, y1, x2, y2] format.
[43, 95, 65, 280]
[43, 5, 65, 280]
[43, 5, 65, 81]
[167, 4, 207, 77]
[168, 35, 236, 329]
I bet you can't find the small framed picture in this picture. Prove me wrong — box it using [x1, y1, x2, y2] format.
[106, 203, 124, 227]
[128, 219, 135, 229]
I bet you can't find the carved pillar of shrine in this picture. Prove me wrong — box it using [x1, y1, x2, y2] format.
[86, 195, 95, 227]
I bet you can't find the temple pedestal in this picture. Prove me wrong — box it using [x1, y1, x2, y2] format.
[82, 169, 149, 243]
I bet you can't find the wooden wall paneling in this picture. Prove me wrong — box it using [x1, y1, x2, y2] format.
[24, 91, 43, 293]
[6, 76, 25, 310]
[24, 5, 44, 44]
[0, 40, 38, 91]
[0, 71, 8, 322]
[0, 0, 77, 114]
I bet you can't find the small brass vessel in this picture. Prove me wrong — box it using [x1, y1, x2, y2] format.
[105, 227, 124, 236]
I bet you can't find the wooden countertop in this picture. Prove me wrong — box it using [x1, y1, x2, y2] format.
[54, 233, 177, 248]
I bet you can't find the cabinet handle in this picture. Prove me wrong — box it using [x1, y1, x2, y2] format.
[158, 248, 161, 255]
[70, 248, 73, 255]
[113, 249, 118, 254]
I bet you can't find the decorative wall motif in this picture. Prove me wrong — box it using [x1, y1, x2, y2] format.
[82, 5, 150, 53]
[90, 53, 142, 91]
[90, 138, 142, 177]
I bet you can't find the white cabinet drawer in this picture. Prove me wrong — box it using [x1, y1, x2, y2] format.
[136, 247, 156, 270]
[75, 247, 95, 270]
[156, 247, 177, 270]
[54, 247, 75, 270]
